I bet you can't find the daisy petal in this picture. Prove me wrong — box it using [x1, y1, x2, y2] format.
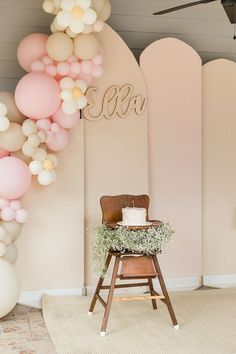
[56, 10, 73, 27]
[60, 0, 75, 11]
[60, 90, 74, 101]
[70, 18, 85, 34]
[75, 80, 87, 93]
[60, 77, 75, 90]
[77, 96, 88, 109]
[83, 8, 97, 25]
[75, 0, 91, 10]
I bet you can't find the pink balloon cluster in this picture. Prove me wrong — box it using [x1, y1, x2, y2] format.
[31, 54, 103, 84]
[36, 118, 69, 152]
[0, 198, 28, 224]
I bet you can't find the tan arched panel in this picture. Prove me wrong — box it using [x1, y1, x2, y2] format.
[203, 59, 236, 276]
[84, 25, 149, 285]
[140, 38, 202, 279]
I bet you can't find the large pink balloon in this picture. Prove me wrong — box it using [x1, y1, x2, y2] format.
[15, 73, 61, 120]
[46, 129, 69, 152]
[52, 108, 80, 129]
[0, 157, 32, 200]
[17, 33, 48, 72]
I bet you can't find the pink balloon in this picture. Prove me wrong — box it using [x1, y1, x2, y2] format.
[51, 123, 60, 134]
[41, 56, 54, 66]
[17, 33, 48, 72]
[15, 73, 61, 119]
[15, 209, 28, 224]
[79, 73, 94, 85]
[45, 64, 57, 77]
[36, 118, 51, 131]
[70, 62, 81, 75]
[68, 71, 78, 80]
[0, 197, 9, 209]
[93, 65, 103, 78]
[52, 107, 80, 129]
[1, 207, 15, 222]
[46, 131, 55, 144]
[92, 54, 103, 65]
[31, 60, 45, 72]
[10, 200, 22, 211]
[81, 60, 94, 75]
[0, 157, 32, 200]
[0, 149, 10, 159]
[57, 62, 70, 76]
[47, 128, 69, 152]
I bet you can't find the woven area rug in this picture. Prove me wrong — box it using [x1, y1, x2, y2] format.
[42, 288, 236, 354]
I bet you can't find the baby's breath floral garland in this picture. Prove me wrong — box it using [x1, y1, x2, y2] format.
[91, 223, 174, 276]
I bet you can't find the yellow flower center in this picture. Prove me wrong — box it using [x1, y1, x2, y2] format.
[43, 159, 54, 171]
[72, 7, 84, 18]
[73, 87, 83, 99]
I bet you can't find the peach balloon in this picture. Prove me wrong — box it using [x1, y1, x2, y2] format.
[0, 123, 26, 152]
[17, 33, 48, 72]
[74, 34, 100, 60]
[15, 73, 61, 120]
[46, 128, 69, 152]
[46, 33, 73, 62]
[52, 107, 80, 129]
[0, 157, 32, 200]
[0, 92, 25, 124]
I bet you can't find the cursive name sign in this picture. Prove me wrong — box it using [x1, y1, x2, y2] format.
[83, 84, 147, 121]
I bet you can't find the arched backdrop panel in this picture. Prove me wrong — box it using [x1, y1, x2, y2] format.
[84, 24, 149, 286]
[203, 59, 236, 283]
[140, 38, 202, 282]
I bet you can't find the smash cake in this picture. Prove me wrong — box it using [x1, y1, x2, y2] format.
[121, 207, 147, 226]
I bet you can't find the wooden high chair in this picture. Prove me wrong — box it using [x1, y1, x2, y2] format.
[88, 195, 179, 336]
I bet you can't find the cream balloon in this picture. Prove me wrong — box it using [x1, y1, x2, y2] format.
[4, 244, 18, 264]
[0, 242, 6, 257]
[3, 233, 12, 246]
[0, 92, 25, 124]
[29, 161, 43, 175]
[0, 259, 20, 318]
[74, 34, 100, 60]
[0, 116, 10, 132]
[22, 142, 37, 157]
[46, 33, 73, 62]
[22, 119, 37, 137]
[1, 221, 22, 241]
[98, 0, 111, 21]
[0, 123, 26, 152]
[0, 226, 6, 241]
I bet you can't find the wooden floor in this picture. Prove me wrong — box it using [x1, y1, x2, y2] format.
[0, 304, 55, 354]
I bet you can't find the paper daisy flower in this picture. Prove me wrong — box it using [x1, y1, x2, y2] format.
[55, 0, 97, 35]
[60, 77, 88, 114]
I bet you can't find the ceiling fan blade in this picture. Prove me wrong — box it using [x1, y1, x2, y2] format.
[153, 0, 217, 15]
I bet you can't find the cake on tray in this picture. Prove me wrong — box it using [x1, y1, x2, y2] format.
[121, 207, 147, 226]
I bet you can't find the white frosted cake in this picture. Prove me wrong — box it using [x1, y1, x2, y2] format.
[122, 207, 147, 226]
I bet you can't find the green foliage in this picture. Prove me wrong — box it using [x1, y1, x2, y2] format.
[90, 223, 174, 276]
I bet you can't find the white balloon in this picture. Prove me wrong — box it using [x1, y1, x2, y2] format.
[60, 90, 74, 101]
[38, 170, 55, 186]
[27, 134, 41, 147]
[4, 244, 18, 264]
[22, 142, 37, 157]
[33, 148, 47, 162]
[37, 131, 47, 143]
[77, 96, 88, 109]
[60, 77, 75, 90]
[0, 116, 10, 132]
[61, 0, 74, 11]
[22, 119, 37, 137]
[83, 8, 97, 25]
[66, 27, 77, 38]
[75, 80, 87, 93]
[62, 100, 78, 115]
[0, 259, 20, 318]
[29, 161, 43, 176]
[0, 103, 7, 116]
[57, 10, 72, 27]
[43, 0, 54, 13]
[0, 242, 7, 257]
[47, 154, 58, 167]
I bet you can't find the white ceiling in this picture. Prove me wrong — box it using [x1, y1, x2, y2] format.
[108, 0, 236, 62]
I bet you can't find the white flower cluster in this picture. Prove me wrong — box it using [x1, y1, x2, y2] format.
[43, 0, 111, 38]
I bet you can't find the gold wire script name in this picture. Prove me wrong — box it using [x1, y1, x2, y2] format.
[83, 84, 147, 121]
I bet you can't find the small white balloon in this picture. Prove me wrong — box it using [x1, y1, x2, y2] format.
[93, 20, 104, 32]
[83, 8, 97, 25]
[62, 100, 78, 115]
[0, 242, 7, 257]
[60, 90, 73, 101]
[37, 131, 47, 143]
[0, 103, 7, 116]
[66, 27, 77, 38]
[29, 161, 43, 176]
[77, 96, 88, 109]
[38, 170, 55, 186]
[57, 10, 72, 27]
[43, 0, 54, 13]
[0, 116, 10, 132]
[60, 77, 75, 90]
[22, 142, 37, 157]
[47, 154, 58, 167]
[27, 134, 41, 147]
[22, 119, 37, 137]
[33, 148, 47, 162]
[60, 0, 74, 11]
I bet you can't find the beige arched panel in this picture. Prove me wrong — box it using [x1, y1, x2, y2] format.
[140, 38, 202, 279]
[84, 25, 148, 285]
[203, 59, 236, 277]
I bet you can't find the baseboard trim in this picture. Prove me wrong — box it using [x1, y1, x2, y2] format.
[18, 287, 85, 308]
[203, 274, 236, 287]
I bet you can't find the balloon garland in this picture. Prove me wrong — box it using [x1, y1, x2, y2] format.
[0, 0, 111, 318]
